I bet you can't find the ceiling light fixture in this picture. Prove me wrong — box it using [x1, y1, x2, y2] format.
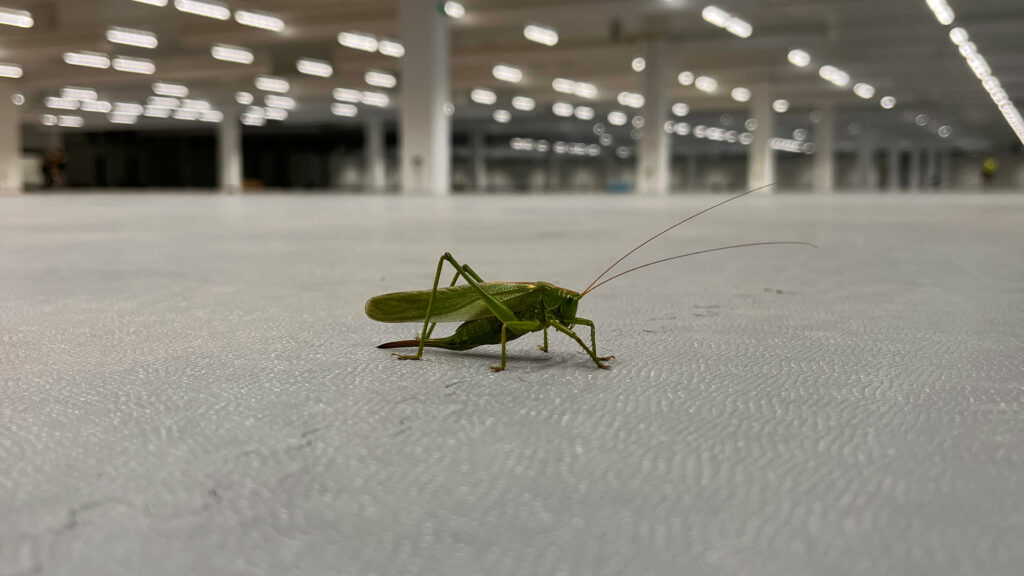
[173, 0, 230, 20]
[234, 9, 284, 31]
[492, 64, 523, 83]
[63, 52, 111, 69]
[112, 56, 156, 75]
[211, 44, 254, 64]
[106, 27, 158, 49]
[296, 58, 333, 78]
[153, 82, 188, 97]
[338, 31, 378, 52]
[0, 7, 33, 28]
[523, 24, 558, 46]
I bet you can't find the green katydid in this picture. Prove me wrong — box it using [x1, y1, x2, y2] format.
[364, 185, 815, 371]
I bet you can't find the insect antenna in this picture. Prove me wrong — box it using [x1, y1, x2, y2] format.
[580, 183, 776, 295]
[581, 241, 817, 296]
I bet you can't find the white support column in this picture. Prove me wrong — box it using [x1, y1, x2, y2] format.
[399, 0, 450, 195]
[637, 40, 669, 195]
[364, 117, 386, 192]
[217, 114, 242, 193]
[747, 84, 776, 192]
[547, 151, 561, 192]
[887, 144, 901, 192]
[471, 131, 487, 192]
[812, 104, 835, 194]
[0, 86, 23, 195]
[924, 145, 938, 190]
[939, 147, 952, 189]
[687, 151, 698, 190]
[908, 145, 922, 191]
[856, 129, 876, 190]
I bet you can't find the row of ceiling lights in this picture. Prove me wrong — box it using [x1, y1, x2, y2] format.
[7, 0, 981, 147]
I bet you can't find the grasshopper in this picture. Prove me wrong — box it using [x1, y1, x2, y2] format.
[365, 186, 814, 371]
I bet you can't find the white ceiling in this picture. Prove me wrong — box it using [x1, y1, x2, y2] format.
[2, 0, 1022, 149]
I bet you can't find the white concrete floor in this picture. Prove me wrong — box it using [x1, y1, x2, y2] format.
[2, 193, 1023, 575]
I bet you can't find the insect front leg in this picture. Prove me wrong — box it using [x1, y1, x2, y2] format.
[548, 319, 612, 370]
[538, 328, 549, 352]
[572, 317, 614, 362]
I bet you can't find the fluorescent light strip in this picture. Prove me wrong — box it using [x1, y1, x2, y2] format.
[701, 5, 753, 38]
[147, 96, 179, 107]
[378, 39, 404, 58]
[360, 91, 389, 107]
[443, 1, 465, 18]
[853, 82, 875, 99]
[107, 27, 158, 49]
[493, 109, 511, 123]
[772, 99, 789, 113]
[0, 7, 33, 28]
[947, 26, 1024, 144]
[174, 108, 200, 121]
[672, 103, 689, 117]
[511, 96, 535, 111]
[552, 102, 573, 117]
[338, 31, 378, 52]
[787, 49, 811, 68]
[818, 65, 850, 87]
[81, 100, 113, 113]
[552, 78, 597, 99]
[200, 110, 224, 123]
[880, 96, 897, 109]
[492, 64, 523, 83]
[523, 24, 558, 46]
[573, 106, 594, 120]
[364, 70, 396, 88]
[0, 63, 22, 78]
[694, 75, 717, 93]
[113, 56, 156, 75]
[263, 107, 287, 121]
[179, 98, 210, 111]
[64, 52, 111, 69]
[212, 44, 254, 64]
[153, 82, 188, 97]
[114, 102, 144, 115]
[132, 0, 168, 6]
[331, 102, 358, 117]
[234, 9, 284, 31]
[926, 0, 955, 26]
[731, 87, 751, 102]
[333, 88, 360, 103]
[58, 115, 85, 128]
[470, 88, 497, 105]
[144, 105, 172, 118]
[45, 97, 80, 110]
[174, 0, 230, 20]
[255, 76, 289, 93]
[109, 112, 139, 125]
[616, 91, 645, 108]
[264, 94, 295, 110]
[41, 114, 58, 126]
[297, 58, 333, 78]
[61, 87, 97, 101]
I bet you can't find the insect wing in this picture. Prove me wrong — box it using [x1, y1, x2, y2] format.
[365, 282, 536, 323]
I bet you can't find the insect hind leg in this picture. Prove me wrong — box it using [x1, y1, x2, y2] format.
[394, 252, 480, 361]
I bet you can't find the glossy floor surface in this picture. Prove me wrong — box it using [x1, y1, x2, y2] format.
[2, 193, 1022, 575]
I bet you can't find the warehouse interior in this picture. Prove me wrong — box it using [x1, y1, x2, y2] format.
[2, 1, 1023, 575]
